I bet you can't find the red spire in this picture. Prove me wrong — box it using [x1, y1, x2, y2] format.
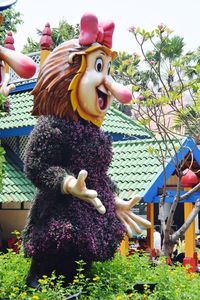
[39, 22, 53, 50]
[181, 169, 199, 188]
[4, 32, 15, 50]
[0, 14, 3, 26]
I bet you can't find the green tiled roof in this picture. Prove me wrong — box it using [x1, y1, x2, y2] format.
[1, 139, 160, 203]
[0, 157, 35, 202]
[104, 107, 152, 138]
[109, 139, 164, 200]
[1, 138, 179, 203]
[0, 92, 36, 130]
[0, 91, 151, 139]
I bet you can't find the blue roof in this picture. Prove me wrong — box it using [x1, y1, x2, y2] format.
[142, 137, 200, 203]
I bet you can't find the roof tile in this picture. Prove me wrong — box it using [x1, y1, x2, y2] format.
[0, 91, 151, 139]
[109, 139, 165, 200]
[0, 157, 35, 202]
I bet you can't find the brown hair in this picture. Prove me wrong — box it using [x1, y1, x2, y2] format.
[32, 39, 86, 121]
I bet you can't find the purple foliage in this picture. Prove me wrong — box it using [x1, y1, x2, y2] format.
[23, 116, 125, 262]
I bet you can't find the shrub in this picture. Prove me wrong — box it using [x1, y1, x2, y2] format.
[0, 249, 200, 299]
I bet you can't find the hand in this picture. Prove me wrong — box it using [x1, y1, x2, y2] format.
[0, 73, 15, 97]
[115, 195, 151, 237]
[62, 170, 106, 214]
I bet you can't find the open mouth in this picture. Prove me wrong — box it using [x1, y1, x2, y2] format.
[96, 88, 108, 111]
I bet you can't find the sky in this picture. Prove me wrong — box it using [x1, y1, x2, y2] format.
[13, 0, 200, 54]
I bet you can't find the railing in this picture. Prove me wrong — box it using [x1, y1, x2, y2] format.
[9, 51, 40, 85]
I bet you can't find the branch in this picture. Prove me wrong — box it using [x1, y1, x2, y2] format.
[180, 182, 200, 200]
[171, 199, 200, 242]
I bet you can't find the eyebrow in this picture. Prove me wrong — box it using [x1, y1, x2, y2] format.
[99, 51, 106, 56]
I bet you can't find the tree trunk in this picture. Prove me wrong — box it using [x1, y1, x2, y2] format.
[161, 199, 200, 256]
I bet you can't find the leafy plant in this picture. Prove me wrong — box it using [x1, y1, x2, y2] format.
[113, 23, 200, 256]
[0, 249, 200, 299]
[0, 8, 23, 45]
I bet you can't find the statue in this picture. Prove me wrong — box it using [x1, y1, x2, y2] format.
[0, 0, 36, 98]
[23, 13, 151, 288]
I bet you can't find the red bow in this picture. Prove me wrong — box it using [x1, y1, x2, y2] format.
[79, 13, 115, 49]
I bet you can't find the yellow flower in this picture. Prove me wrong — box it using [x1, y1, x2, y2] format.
[73, 279, 79, 284]
[42, 275, 47, 279]
[50, 281, 54, 286]
[10, 293, 16, 297]
[42, 289, 47, 293]
[32, 295, 39, 300]
[128, 293, 134, 297]
[13, 230, 20, 235]
[13, 287, 19, 291]
[92, 276, 100, 281]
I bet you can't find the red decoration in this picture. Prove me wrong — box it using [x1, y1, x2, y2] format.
[0, 14, 3, 25]
[79, 13, 114, 48]
[181, 168, 199, 188]
[39, 22, 53, 50]
[183, 257, 197, 272]
[4, 32, 15, 50]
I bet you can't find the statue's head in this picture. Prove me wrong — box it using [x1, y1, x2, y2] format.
[32, 13, 132, 126]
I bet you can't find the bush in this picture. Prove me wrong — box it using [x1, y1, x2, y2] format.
[0, 249, 200, 299]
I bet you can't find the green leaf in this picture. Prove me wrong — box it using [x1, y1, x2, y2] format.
[132, 85, 139, 92]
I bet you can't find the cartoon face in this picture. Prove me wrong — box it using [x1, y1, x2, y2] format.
[78, 49, 114, 119]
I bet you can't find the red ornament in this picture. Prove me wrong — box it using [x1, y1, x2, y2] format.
[181, 168, 199, 188]
[39, 22, 53, 50]
[4, 32, 15, 50]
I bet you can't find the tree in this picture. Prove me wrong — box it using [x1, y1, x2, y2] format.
[0, 8, 23, 45]
[22, 20, 79, 54]
[113, 23, 200, 256]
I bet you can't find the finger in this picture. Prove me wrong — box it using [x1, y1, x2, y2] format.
[77, 170, 88, 190]
[117, 213, 134, 237]
[91, 197, 106, 214]
[3, 73, 10, 85]
[82, 189, 98, 199]
[128, 194, 141, 209]
[121, 212, 142, 234]
[8, 83, 15, 92]
[82, 196, 106, 214]
[127, 211, 152, 228]
[124, 222, 134, 238]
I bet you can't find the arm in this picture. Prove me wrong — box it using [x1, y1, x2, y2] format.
[24, 117, 68, 194]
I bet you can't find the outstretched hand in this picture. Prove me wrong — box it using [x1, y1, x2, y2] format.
[0, 73, 15, 97]
[62, 170, 106, 214]
[115, 195, 151, 237]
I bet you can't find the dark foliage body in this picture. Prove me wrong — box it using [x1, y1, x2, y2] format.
[23, 116, 125, 281]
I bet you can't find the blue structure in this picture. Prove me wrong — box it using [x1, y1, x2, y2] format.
[142, 137, 200, 204]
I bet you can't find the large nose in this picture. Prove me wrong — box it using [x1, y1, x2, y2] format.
[104, 76, 132, 104]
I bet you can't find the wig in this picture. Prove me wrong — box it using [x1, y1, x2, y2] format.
[32, 40, 117, 126]
[32, 40, 84, 121]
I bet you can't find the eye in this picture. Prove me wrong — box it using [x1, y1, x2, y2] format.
[95, 58, 103, 72]
[107, 62, 111, 75]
